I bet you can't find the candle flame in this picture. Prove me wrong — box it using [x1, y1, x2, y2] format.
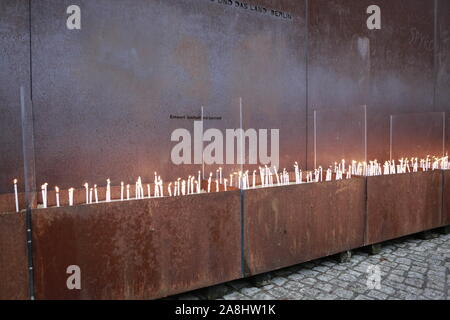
[55, 186, 59, 192]
[13, 179, 17, 184]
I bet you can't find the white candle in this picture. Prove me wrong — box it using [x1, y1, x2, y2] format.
[94, 184, 98, 203]
[13, 179, 19, 212]
[252, 170, 256, 188]
[159, 177, 163, 197]
[126, 184, 130, 200]
[215, 179, 219, 192]
[68, 188, 74, 206]
[198, 171, 201, 186]
[207, 173, 212, 193]
[84, 183, 89, 204]
[224, 178, 228, 191]
[106, 178, 111, 202]
[89, 188, 93, 204]
[168, 182, 172, 197]
[41, 183, 48, 208]
[182, 180, 186, 195]
[187, 176, 191, 195]
[55, 186, 60, 207]
[121, 182, 124, 201]
[219, 167, 223, 184]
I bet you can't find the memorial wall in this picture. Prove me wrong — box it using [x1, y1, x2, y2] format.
[0, 0, 449, 194]
[0, 0, 449, 300]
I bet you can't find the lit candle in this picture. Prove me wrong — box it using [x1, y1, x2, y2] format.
[224, 178, 228, 191]
[68, 188, 74, 206]
[126, 184, 130, 200]
[89, 188, 93, 204]
[106, 178, 111, 202]
[41, 183, 48, 208]
[198, 171, 201, 186]
[13, 179, 19, 212]
[230, 174, 233, 187]
[187, 176, 191, 195]
[168, 182, 172, 197]
[121, 182, 124, 201]
[55, 186, 60, 207]
[84, 183, 89, 204]
[215, 179, 219, 192]
[182, 180, 186, 195]
[219, 167, 223, 184]
[207, 173, 212, 193]
[245, 171, 249, 189]
[177, 178, 181, 195]
[159, 177, 164, 197]
[94, 184, 98, 203]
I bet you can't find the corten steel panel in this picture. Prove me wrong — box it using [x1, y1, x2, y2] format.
[307, 0, 371, 169]
[366, 170, 443, 245]
[436, 0, 450, 116]
[32, 191, 241, 299]
[307, 0, 436, 168]
[0, 0, 30, 194]
[30, 0, 306, 191]
[244, 177, 365, 276]
[444, 170, 450, 226]
[367, 0, 435, 161]
[0, 212, 29, 299]
[390, 112, 445, 159]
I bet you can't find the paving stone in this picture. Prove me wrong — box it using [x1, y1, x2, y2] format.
[250, 292, 276, 300]
[301, 278, 317, 286]
[240, 287, 261, 296]
[271, 277, 288, 286]
[404, 278, 424, 288]
[223, 292, 249, 300]
[333, 288, 354, 299]
[367, 290, 389, 300]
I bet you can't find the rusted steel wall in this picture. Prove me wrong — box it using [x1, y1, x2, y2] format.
[366, 170, 443, 245]
[444, 170, 450, 226]
[0, 0, 29, 194]
[32, 191, 241, 299]
[307, 0, 438, 169]
[0, 212, 28, 299]
[29, 0, 306, 190]
[243, 178, 366, 276]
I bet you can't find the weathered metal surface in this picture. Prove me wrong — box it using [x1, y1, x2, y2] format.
[32, 190, 241, 299]
[0, 0, 29, 194]
[443, 170, 450, 226]
[29, 0, 305, 190]
[0, 212, 29, 299]
[366, 170, 443, 245]
[436, 0, 450, 116]
[390, 112, 445, 160]
[243, 177, 366, 276]
[307, 0, 436, 168]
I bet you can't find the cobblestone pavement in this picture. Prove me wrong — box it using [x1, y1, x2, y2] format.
[170, 231, 450, 300]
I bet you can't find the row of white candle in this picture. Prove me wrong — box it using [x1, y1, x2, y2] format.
[11, 155, 449, 212]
